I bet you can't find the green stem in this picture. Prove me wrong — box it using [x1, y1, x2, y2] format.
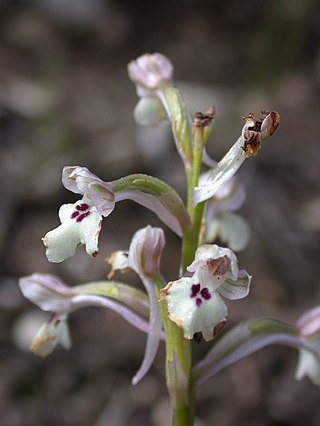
[186, 126, 206, 255]
[154, 275, 193, 426]
[161, 121, 207, 425]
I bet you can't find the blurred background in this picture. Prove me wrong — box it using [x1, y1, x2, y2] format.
[1, 0, 320, 425]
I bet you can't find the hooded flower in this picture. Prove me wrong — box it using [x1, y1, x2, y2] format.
[43, 166, 115, 263]
[161, 244, 251, 341]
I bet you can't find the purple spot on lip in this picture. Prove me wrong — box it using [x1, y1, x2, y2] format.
[200, 287, 211, 300]
[190, 283, 200, 298]
[196, 298, 202, 307]
[76, 203, 89, 211]
[76, 211, 90, 222]
[71, 211, 80, 219]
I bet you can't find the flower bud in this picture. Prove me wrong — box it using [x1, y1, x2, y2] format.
[134, 97, 167, 127]
[128, 226, 165, 277]
[128, 53, 173, 90]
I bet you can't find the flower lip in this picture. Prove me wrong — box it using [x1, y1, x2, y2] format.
[42, 200, 102, 263]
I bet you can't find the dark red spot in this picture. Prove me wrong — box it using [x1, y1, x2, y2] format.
[190, 283, 200, 298]
[76, 212, 90, 222]
[200, 287, 211, 300]
[76, 203, 89, 211]
[71, 211, 80, 219]
[196, 298, 202, 307]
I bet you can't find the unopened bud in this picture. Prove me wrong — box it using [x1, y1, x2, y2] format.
[128, 53, 173, 90]
[134, 97, 167, 127]
[128, 226, 165, 277]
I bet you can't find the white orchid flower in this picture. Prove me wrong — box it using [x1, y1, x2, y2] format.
[161, 244, 251, 341]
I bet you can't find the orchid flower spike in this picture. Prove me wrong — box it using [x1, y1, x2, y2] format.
[161, 244, 251, 341]
[295, 306, 320, 386]
[43, 166, 115, 263]
[193, 111, 280, 205]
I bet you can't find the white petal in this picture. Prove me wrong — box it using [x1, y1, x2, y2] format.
[62, 166, 115, 217]
[106, 251, 129, 278]
[207, 212, 251, 252]
[128, 53, 173, 90]
[30, 315, 71, 357]
[193, 135, 245, 205]
[295, 349, 320, 386]
[134, 97, 167, 126]
[19, 273, 74, 313]
[43, 221, 80, 263]
[297, 305, 320, 337]
[218, 270, 252, 300]
[162, 277, 228, 341]
[43, 202, 102, 263]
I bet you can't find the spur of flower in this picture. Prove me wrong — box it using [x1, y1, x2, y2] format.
[161, 244, 251, 341]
